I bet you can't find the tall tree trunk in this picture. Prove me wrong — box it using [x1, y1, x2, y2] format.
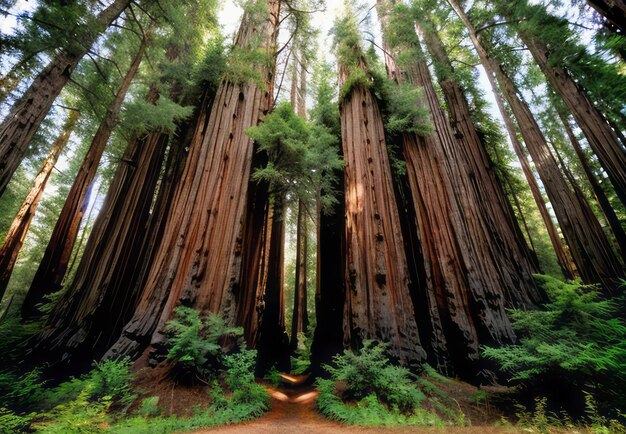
[339, 45, 425, 366]
[0, 110, 79, 302]
[418, 19, 540, 285]
[586, 0, 626, 34]
[310, 183, 345, 375]
[559, 113, 626, 262]
[290, 52, 309, 350]
[0, 0, 130, 197]
[290, 199, 308, 349]
[378, 0, 527, 378]
[256, 193, 291, 373]
[105, 0, 282, 361]
[513, 24, 626, 208]
[450, 0, 625, 287]
[29, 97, 174, 370]
[21, 34, 147, 319]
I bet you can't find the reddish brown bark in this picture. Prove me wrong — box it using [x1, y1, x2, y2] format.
[517, 30, 626, 209]
[475, 61, 576, 279]
[378, 0, 522, 378]
[418, 21, 541, 298]
[32, 124, 170, 369]
[559, 114, 626, 262]
[339, 48, 425, 366]
[105, 0, 282, 360]
[0, 0, 130, 197]
[0, 110, 79, 301]
[21, 34, 147, 319]
[450, 0, 625, 287]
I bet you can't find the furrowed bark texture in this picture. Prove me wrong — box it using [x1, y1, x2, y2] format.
[450, 0, 625, 286]
[339, 56, 425, 366]
[378, 0, 518, 378]
[32, 122, 171, 367]
[0, 111, 79, 301]
[517, 29, 626, 209]
[0, 0, 130, 197]
[105, 0, 281, 360]
[479, 62, 576, 279]
[21, 35, 146, 319]
[560, 114, 626, 262]
[420, 23, 540, 282]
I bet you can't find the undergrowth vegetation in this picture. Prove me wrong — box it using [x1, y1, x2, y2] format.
[484, 275, 626, 431]
[315, 340, 464, 427]
[0, 308, 269, 433]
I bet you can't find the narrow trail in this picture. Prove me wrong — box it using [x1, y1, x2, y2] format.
[192, 374, 518, 434]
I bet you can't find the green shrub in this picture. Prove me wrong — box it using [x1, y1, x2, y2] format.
[263, 366, 282, 387]
[0, 368, 46, 409]
[483, 275, 626, 412]
[110, 349, 270, 434]
[45, 358, 136, 410]
[136, 397, 161, 418]
[221, 348, 270, 411]
[323, 340, 424, 412]
[0, 408, 34, 433]
[290, 332, 312, 375]
[316, 341, 456, 426]
[32, 391, 110, 433]
[164, 306, 243, 381]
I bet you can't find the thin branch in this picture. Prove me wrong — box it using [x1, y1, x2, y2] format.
[476, 20, 520, 34]
[86, 52, 110, 82]
[273, 47, 294, 109]
[88, 49, 124, 78]
[55, 104, 81, 113]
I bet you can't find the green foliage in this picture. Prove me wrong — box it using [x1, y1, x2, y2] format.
[483, 275, 626, 410]
[0, 368, 46, 409]
[0, 407, 33, 433]
[316, 341, 462, 427]
[164, 306, 243, 380]
[220, 348, 270, 411]
[383, 83, 432, 136]
[290, 332, 312, 375]
[323, 341, 425, 412]
[136, 397, 161, 418]
[32, 391, 111, 434]
[122, 97, 194, 136]
[247, 102, 310, 194]
[263, 366, 282, 387]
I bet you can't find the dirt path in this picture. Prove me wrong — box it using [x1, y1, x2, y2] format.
[192, 374, 520, 434]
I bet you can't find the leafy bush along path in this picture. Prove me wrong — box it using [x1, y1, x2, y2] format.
[192, 374, 520, 434]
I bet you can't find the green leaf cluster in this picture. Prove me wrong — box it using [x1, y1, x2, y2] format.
[316, 341, 462, 426]
[483, 275, 626, 409]
[163, 306, 243, 381]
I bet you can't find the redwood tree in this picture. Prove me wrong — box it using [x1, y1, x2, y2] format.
[105, 0, 282, 361]
[0, 110, 79, 301]
[335, 11, 425, 367]
[498, 0, 626, 208]
[21, 30, 149, 319]
[0, 0, 130, 197]
[449, 0, 625, 288]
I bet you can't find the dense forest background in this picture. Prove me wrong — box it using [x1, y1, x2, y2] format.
[0, 0, 624, 432]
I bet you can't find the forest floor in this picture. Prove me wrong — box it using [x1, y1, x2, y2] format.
[189, 374, 526, 434]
